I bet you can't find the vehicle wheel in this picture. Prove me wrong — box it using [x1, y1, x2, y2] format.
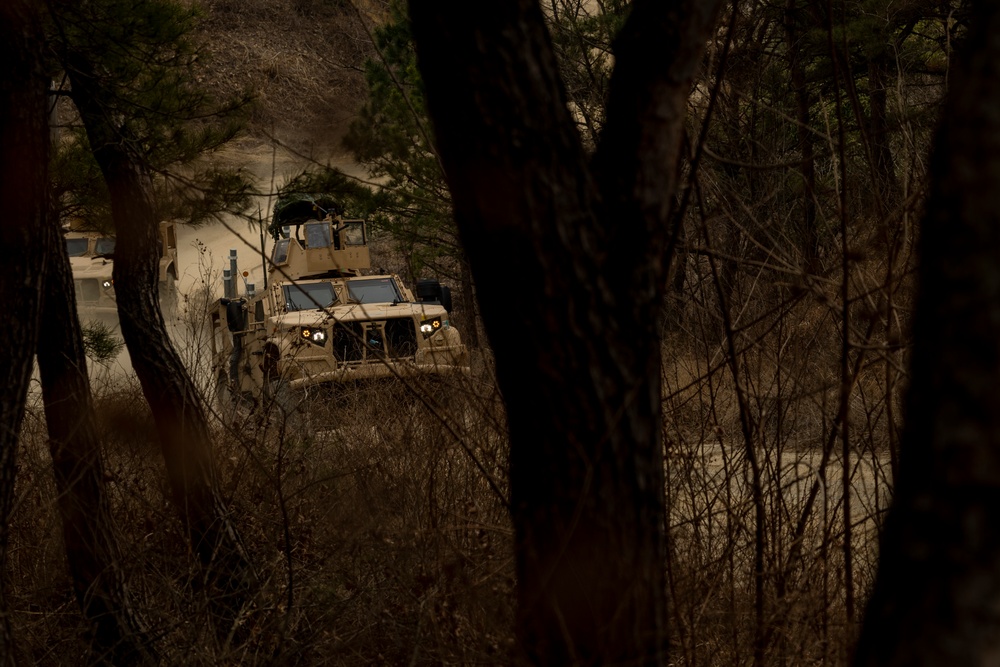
[216, 371, 232, 404]
[262, 347, 309, 437]
[214, 371, 239, 424]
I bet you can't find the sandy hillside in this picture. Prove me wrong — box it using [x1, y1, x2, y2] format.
[175, 0, 377, 301]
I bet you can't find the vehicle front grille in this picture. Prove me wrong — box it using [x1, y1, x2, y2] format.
[332, 322, 365, 361]
[332, 318, 417, 362]
[384, 318, 418, 357]
[74, 279, 101, 303]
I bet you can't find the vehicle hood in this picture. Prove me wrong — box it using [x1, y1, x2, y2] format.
[70, 256, 114, 279]
[272, 301, 447, 328]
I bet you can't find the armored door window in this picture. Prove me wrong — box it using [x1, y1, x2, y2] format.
[305, 222, 331, 249]
[341, 222, 365, 246]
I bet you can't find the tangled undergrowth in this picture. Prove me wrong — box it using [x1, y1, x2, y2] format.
[14, 342, 514, 664]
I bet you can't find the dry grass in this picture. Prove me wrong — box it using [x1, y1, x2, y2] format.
[11, 334, 513, 664]
[193, 0, 373, 155]
[7, 215, 913, 664]
[10, 290, 904, 665]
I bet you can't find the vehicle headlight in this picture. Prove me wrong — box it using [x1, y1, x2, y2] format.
[300, 327, 327, 346]
[420, 317, 443, 339]
[102, 279, 113, 289]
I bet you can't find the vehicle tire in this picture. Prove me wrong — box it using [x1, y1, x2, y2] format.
[262, 347, 309, 437]
[215, 371, 235, 417]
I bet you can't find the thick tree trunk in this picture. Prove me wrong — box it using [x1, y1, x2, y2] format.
[0, 2, 48, 663]
[65, 58, 256, 630]
[854, 6, 1000, 665]
[36, 212, 154, 664]
[784, 0, 820, 266]
[459, 259, 480, 349]
[410, 1, 721, 663]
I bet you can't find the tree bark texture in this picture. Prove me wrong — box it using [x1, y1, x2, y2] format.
[36, 213, 154, 664]
[65, 57, 256, 629]
[783, 0, 820, 266]
[0, 2, 48, 663]
[854, 5, 1000, 666]
[410, 1, 721, 664]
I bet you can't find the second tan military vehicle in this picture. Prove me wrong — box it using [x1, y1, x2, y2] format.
[66, 221, 178, 323]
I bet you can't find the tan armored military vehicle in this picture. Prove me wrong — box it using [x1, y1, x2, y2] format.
[65, 221, 179, 322]
[209, 205, 469, 406]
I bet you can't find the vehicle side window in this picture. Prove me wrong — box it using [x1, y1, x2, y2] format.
[273, 238, 289, 265]
[341, 222, 365, 246]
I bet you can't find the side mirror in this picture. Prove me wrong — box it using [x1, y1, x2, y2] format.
[439, 286, 453, 314]
[225, 299, 247, 332]
[415, 279, 441, 303]
[416, 279, 454, 313]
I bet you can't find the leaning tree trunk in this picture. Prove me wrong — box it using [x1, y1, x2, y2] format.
[36, 211, 154, 664]
[410, 1, 722, 664]
[854, 5, 1000, 665]
[0, 2, 48, 663]
[65, 59, 256, 630]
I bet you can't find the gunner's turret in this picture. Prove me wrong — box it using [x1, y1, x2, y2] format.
[266, 194, 372, 281]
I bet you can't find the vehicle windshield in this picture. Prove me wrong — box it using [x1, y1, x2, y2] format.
[95, 237, 115, 256]
[283, 282, 338, 311]
[346, 277, 404, 304]
[65, 238, 89, 257]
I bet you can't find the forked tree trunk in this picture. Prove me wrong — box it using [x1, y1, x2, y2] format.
[410, 1, 721, 663]
[854, 5, 1000, 665]
[36, 213, 154, 664]
[0, 2, 48, 663]
[65, 57, 256, 630]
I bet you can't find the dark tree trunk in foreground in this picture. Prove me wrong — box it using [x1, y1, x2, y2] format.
[0, 2, 48, 662]
[410, 1, 721, 663]
[36, 213, 154, 664]
[855, 5, 1000, 665]
[783, 0, 819, 266]
[66, 59, 256, 629]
